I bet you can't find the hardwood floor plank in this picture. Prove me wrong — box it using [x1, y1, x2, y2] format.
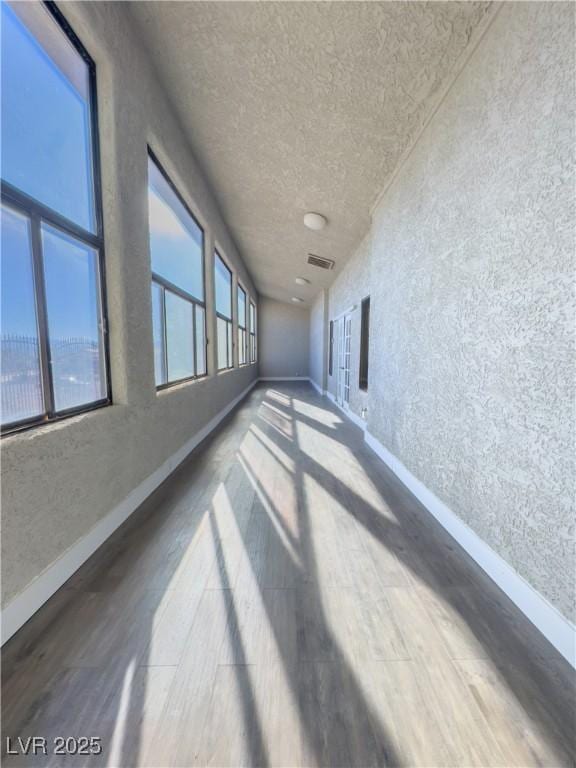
[353, 516, 411, 588]
[383, 585, 452, 660]
[145, 589, 234, 768]
[298, 660, 386, 768]
[351, 592, 412, 662]
[251, 661, 302, 767]
[345, 547, 390, 596]
[233, 500, 272, 595]
[144, 587, 205, 667]
[356, 659, 452, 767]
[194, 661, 303, 767]
[3, 383, 574, 768]
[195, 663, 264, 768]
[295, 586, 364, 663]
[219, 587, 297, 668]
[415, 581, 564, 663]
[455, 657, 576, 767]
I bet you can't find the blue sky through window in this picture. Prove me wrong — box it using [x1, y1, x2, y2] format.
[148, 157, 204, 301]
[1, 3, 108, 425]
[1, 205, 38, 338]
[1, 2, 95, 232]
[41, 224, 101, 343]
[238, 285, 246, 329]
[215, 253, 232, 319]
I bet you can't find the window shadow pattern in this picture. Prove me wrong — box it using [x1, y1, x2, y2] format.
[2, 382, 575, 767]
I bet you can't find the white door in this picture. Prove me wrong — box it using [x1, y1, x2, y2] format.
[335, 315, 351, 407]
[343, 314, 352, 405]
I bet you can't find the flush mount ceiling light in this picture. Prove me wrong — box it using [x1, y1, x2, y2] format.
[295, 277, 310, 285]
[292, 297, 304, 303]
[303, 212, 327, 231]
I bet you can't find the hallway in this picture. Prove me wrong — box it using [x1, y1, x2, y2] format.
[3, 383, 575, 767]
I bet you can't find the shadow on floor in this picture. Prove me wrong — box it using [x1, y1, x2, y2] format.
[2, 381, 575, 767]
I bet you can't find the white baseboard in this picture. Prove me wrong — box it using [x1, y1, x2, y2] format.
[364, 429, 576, 668]
[259, 376, 309, 381]
[326, 390, 366, 432]
[343, 406, 367, 432]
[309, 378, 325, 396]
[1, 379, 258, 646]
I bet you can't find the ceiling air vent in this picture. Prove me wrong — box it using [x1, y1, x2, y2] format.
[307, 253, 335, 270]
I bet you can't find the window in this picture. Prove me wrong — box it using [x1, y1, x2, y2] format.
[249, 300, 257, 363]
[329, 320, 334, 376]
[359, 297, 370, 391]
[148, 152, 206, 387]
[215, 252, 233, 370]
[1, 1, 109, 433]
[237, 284, 247, 365]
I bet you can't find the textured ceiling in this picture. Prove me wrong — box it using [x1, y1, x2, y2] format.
[129, 1, 493, 305]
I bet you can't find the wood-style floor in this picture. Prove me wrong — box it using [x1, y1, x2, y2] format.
[3, 382, 575, 767]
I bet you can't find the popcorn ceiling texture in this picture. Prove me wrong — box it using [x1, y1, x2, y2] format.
[129, 1, 493, 305]
[365, 2, 574, 621]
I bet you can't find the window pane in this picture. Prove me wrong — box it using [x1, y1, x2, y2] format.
[329, 321, 333, 376]
[238, 286, 246, 329]
[215, 253, 232, 318]
[238, 328, 244, 365]
[165, 291, 194, 382]
[151, 282, 166, 386]
[148, 157, 203, 300]
[1, 2, 95, 231]
[227, 321, 233, 368]
[42, 224, 105, 411]
[1, 205, 44, 424]
[359, 297, 370, 391]
[195, 304, 206, 376]
[250, 303, 255, 333]
[217, 316, 228, 371]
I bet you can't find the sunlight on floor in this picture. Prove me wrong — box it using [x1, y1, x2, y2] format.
[292, 396, 343, 428]
[108, 660, 137, 766]
[260, 399, 293, 420]
[248, 423, 295, 474]
[258, 410, 293, 441]
[4, 384, 574, 768]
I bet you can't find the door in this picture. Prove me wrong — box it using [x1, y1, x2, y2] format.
[335, 314, 351, 407]
[343, 314, 351, 405]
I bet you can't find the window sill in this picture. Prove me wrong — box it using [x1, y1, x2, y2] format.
[156, 374, 208, 395]
[1, 399, 118, 441]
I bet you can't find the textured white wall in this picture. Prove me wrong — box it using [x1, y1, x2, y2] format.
[323, 2, 575, 622]
[1, 2, 258, 608]
[259, 298, 310, 379]
[309, 291, 327, 390]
